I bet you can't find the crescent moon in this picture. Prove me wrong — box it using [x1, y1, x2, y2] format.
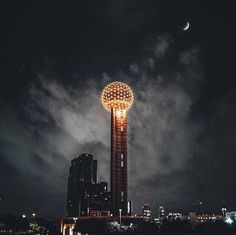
[183, 22, 190, 31]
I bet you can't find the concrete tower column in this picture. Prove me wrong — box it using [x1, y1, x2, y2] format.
[111, 108, 127, 215]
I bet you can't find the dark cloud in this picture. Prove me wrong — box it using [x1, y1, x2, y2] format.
[0, 34, 211, 217]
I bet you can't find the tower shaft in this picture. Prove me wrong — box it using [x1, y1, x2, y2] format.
[111, 108, 128, 215]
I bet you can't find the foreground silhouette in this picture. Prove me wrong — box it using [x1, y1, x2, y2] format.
[75, 219, 236, 235]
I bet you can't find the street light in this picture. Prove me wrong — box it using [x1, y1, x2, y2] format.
[22, 214, 26, 219]
[119, 209, 122, 227]
[73, 217, 78, 224]
[32, 213, 36, 218]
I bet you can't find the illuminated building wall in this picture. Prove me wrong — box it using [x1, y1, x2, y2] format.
[142, 204, 152, 218]
[158, 206, 165, 219]
[222, 202, 227, 218]
[127, 201, 132, 216]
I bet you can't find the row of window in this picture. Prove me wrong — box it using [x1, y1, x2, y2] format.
[121, 153, 124, 167]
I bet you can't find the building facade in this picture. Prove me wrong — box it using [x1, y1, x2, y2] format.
[142, 204, 151, 218]
[67, 153, 110, 217]
[158, 206, 165, 219]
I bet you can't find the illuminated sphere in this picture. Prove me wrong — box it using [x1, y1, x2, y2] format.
[101, 81, 134, 112]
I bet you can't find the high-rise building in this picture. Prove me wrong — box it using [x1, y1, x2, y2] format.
[158, 206, 165, 219]
[142, 204, 152, 218]
[101, 82, 134, 215]
[127, 201, 132, 216]
[190, 200, 203, 215]
[225, 211, 236, 224]
[197, 201, 203, 215]
[222, 201, 227, 218]
[189, 212, 197, 226]
[67, 153, 110, 217]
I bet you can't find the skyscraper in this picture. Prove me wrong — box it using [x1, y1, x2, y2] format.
[101, 81, 134, 215]
[222, 201, 227, 218]
[142, 204, 152, 218]
[158, 206, 165, 219]
[67, 153, 110, 217]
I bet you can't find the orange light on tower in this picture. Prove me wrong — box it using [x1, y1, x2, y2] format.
[101, 81, 134, 215]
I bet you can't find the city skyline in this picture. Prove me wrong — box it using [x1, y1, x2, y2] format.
[65, 150, 230, 220]
[0, 1, 236, 219]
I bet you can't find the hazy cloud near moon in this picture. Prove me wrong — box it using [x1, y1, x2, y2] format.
[0, 34, 208, 217]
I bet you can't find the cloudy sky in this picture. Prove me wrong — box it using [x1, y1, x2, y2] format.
[0, 1, 235, 218]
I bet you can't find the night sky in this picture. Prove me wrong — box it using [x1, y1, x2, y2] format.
[0, 1, 235, 219]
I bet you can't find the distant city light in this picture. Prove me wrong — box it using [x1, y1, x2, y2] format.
[73, 217, 78, 224]
[225, 217, 233, 224]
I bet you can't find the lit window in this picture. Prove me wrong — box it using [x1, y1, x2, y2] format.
[121, 154, 123, 159]
[121, 126, 123, 132]
[121, 161, 124, 167]
[121, 192, 124, 201]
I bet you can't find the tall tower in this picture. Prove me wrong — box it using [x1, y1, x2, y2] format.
[101, 81, 134, 215]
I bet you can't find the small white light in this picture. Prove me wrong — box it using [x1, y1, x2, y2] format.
[226, 218, 233, 224]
